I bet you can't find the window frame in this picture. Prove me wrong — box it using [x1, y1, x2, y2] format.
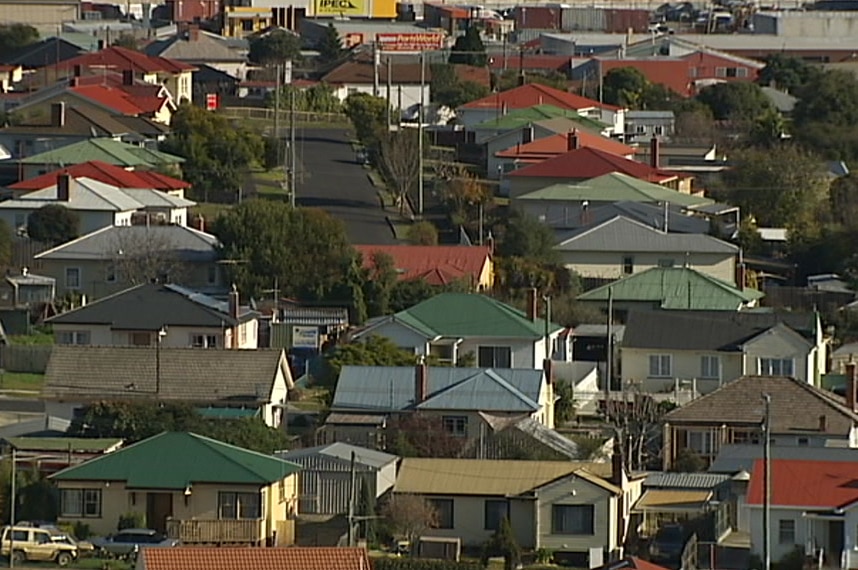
[65, 267, 81, 290]
[622, 256, 634, 275]
[442, 415, 468, 437]
[484, 499, 509, 531]
[477, 345, 512, 368]
[758, 357, 794, 377]
[190, 333, 218, 349]
[428, 498, 454, 529]
[648, 354, 672, 378]
[778, 519, 796, 545]
[60, 488, 101, 518]
[218, 491, 262, 520]
[551, 504, 595, 535]
[700, 355, 721, 380]
[57, 330, 91, 346]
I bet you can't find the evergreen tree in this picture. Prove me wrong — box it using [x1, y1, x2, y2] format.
[318, 23, 345, 64]
[358, 476, 377, 544]
[480, 517, 521, 570]
[448, 26, 486, 67]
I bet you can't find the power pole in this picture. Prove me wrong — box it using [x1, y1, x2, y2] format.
[347, 451, 357, 546]
[8, 447, 15, 569]
[418, 51, 425, 217]
[606, 286, 614, 400]
[543, 295, 552, 361]
[386, 56, 392, 130]
[289, 86, 296, 208]
[274, 63, 281, 159]
[762, 393, 772, 570]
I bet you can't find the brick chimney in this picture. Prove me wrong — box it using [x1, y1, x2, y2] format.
[567, 129, 579, 151]
[847, 363, 857, 412]
[650, 136, 660, 169]
[611, 439, 625, 487]
[735, 262, 746, 290]
[51, 102, 66, 127]
[527, 287, 538, 322]
[228, 284, 240, 348]
[56, 173, 70, 202]
[188, 24, 201, 41]
[415, 360, 428, 402]
[122, 69, 134, 86]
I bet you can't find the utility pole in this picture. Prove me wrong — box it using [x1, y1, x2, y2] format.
[606, 286, 613, 400]
[386, 56, 392, 130]
[372, 42, 379, 97]
[8, 447, 15, 569]
[347, 451, 356, 547]
[762, 393, 772, 570]
[418, 51, 425, 217]
[289, 86, 296, 208]
[273, 63, 281, 161]
[543, 295, 552, 361]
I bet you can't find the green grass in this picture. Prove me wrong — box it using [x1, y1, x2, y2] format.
[0, 372, 44, 392]
[191, 202, 233, 221]
[252, 169, 288, 201]
[7, 332, 53, 345]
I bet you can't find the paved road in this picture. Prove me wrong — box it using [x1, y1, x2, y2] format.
[295, 128, 397, 245]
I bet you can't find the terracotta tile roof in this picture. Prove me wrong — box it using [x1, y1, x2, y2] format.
[59, 46, 195, 75]
[354, 245, 491, 285]
[70, 84, 145, 115]
[139, 547, 371, 570]
[460, 82, 619, 112]
[489, 55, 577, 72]
[596, 58, 694, 97]
[454, 64, 492, 88]
[496, 130, 636, 160]
[664, 375, 858, 435]
[322, 60, 426, 85]
[507, 146, 680, 183]
[9, 160, 190, 191]
[747, 459, 858, 508]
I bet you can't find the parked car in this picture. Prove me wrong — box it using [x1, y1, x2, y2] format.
[15, 522, 94, 553]
[649, 523, 686, 566]
[0, 525, 79, 566]
[91, 528, 179, 559]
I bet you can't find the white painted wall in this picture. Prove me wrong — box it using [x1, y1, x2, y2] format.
[332, 83, 429, 111]
[556, 250, 736, 284]
[53, 320, 259, 349]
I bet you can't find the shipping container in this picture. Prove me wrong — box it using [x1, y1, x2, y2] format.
[513, 5, 561, 29]
[561, 6, 607, 31]
[605, 8, 652, 33]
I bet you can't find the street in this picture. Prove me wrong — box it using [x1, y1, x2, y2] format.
[295, 128, 397, 245]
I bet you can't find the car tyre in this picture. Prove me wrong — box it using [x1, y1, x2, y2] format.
[11, 551, 25, 564]
[56, 552, 73, 567]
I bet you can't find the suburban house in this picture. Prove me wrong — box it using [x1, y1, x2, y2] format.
[16, 138, 184, 180]
[661, 374, 858, 470]
[0, 175, 194, 236]
[553, 216, 739, 283]
[144, 27, 249, 81]
[354, 245, 494, 290]
[47, 283, 258, 348]
[473, 106, 610, 147]
[353, 292, 563, 369]
[623, 111, 676, 144]
[42, 346, 293, 427]
[54, 46, 196, 103]
[2, 437, 123, 474]
[9, 160, 191, 198]
[745, 459, 858, 569]
[457, 412, 591, 461]
[631, 472, 732, 537]
[0, 63, 23, 92]
[34, 225, 222, 299]
[277, 443, 398, 515]
[622, 310, 827, 395]
[493, 129, 636, 178]
[49, 432, 300, 543]
[393, 458, 638, 567]
[324, 363, 554, 446]
[507, 147, 693, 199]
[135, 547, 372, 570]
[0, 268, 55, 307]
[321, 59, 429, 111]
[456, 83, 625, 135]
[577, 267, 763, 315]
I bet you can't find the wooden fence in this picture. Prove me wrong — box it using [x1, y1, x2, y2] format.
[0, 345, 52, 373]
[220, 107, 348, 125]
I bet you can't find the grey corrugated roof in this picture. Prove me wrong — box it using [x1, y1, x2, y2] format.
[510, 417, 581, 459]
[332, 366, 545, 413]
[627, 110, 675, 119]
[6, 272, 55, 286]
[761, 87, 797, 113]
[123, 188, 195, 208]
[35, 225, 218, 262]
[280, 306, 349, 326]
[644, 472, 731, 489]
[1, 177, 143, 212]
[554, 216, 737, 254]
[571, 324, 626, 339]
[47, 283, 257, 328]
[709, 444, 858, 474]
[144, 31, 247, 62]
[279, 442, 397, 469]
[43, 346, 290, 402]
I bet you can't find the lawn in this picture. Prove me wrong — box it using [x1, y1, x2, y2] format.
[191, 202, 233, 222]
[0, 372, 44, 392]
[252, 169, 289, 201]
[7, 332, 53, 345]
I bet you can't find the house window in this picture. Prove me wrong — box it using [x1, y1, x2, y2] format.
[648, 354, 672, 378]
[654, 125, 665, 136]
[218, 492, 261, 520]
[428, 498, 454, 529]
[778, 519, 796, 545]
[191, 334, 218, 348]
[240, 324, 247, 345]
[797, 437, 809, 446]
[485, 500, 509, 531]
[130, 332, 151, 346]
[658, 258, 675, 268]
[715, 67, 727, 77]
[57, 331, 91, 345]
[60, 489, 101, 517]
[65, 267, 81, 289]
[278, 480, 286, 503]
[478, 346, 511, 368]
[241, 19, 254, 31]
[726, 67, 740, 78]
[622, 256, 634, 275]
[737, 67, 748, 78]
[687, 430, 715, 455]
[105, 264, 116, 283]
[635, 125, 647, 134]
[442, 415, 468, 437]
[429, 343, 454, 363]
[551, 504, 594, 535]
[732, 429, 760, 445]
[700, 355, 721, 379]
[758, 358, 794, 377]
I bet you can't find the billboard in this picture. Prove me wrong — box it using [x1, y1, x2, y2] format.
[376, 32, 445, 52]
[315, 0, 366, 15]
[292, 326, 319, 349]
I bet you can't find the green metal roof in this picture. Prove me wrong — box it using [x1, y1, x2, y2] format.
[473, 104, 608, 131]
[20, 138, 185, 167]
[196, 407, 260, 419]
[577, 267, 764, 311]
[50, 432, 300, 489]
[391, 293, 561, 339]
[5, 437, 123, 453]
[517, 172, 713, 208]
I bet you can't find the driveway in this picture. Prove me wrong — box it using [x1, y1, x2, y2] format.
[295, 128, 397, 245]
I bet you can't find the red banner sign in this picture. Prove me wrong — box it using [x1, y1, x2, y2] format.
[376, 32, 444, 52]
[205, 93, 219, 111]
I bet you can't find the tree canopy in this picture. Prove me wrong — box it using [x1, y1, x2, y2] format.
[757, 54, 821, 94]
[317, 23, 345, 64]
[27, 205, 79, 245]
[267, 83, 342, 113]
[319, 335, 416, 388]
[696, 81, 774, 122]
[211, 199, 359, 303]
[448, 26, 487, 67]
[430, 63, 489, 109]
[344, 93, 389, 148]
[601, 67, 679, 110]
[0, 24, 38, 54]
[249, 30, 302, 65]
[160, 103, 263, 202]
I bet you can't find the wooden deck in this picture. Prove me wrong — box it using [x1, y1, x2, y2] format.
[166, 519, 264, 545]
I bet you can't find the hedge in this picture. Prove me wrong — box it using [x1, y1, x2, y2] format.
[371, 558, 483, 570]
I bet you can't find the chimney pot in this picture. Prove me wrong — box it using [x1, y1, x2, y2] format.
[188, 24, 200, 41]
[527, 287, 538, 322]
[567, 129, 579, 151]
[522, 126, 534, 144]
[415, 361, 428, 402]
[56, 174, 70, 202]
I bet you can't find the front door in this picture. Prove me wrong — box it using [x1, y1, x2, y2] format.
[828, 520, 844, 566]
[146, 493, 173, 534]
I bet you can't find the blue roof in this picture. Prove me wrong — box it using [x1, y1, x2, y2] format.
[332, 366, 545, 413]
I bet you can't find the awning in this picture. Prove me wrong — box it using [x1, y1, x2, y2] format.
[633, 489, 713, 513]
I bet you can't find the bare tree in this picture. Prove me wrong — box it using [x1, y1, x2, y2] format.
[379, 129, 420, 215]
[104, 227, 188, 286]
[601, 390, 669, 472]
[382, 493, 438, 549]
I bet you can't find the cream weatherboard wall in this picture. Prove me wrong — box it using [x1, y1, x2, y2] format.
[556, 251, 737, 284]
[54, 477, 298, 543]
[51, 320, 259, 349]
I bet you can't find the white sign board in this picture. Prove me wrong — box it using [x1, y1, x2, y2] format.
[292, 326, 319, 349]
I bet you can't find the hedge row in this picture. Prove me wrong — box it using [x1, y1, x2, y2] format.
[371, 558, 483, 570]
